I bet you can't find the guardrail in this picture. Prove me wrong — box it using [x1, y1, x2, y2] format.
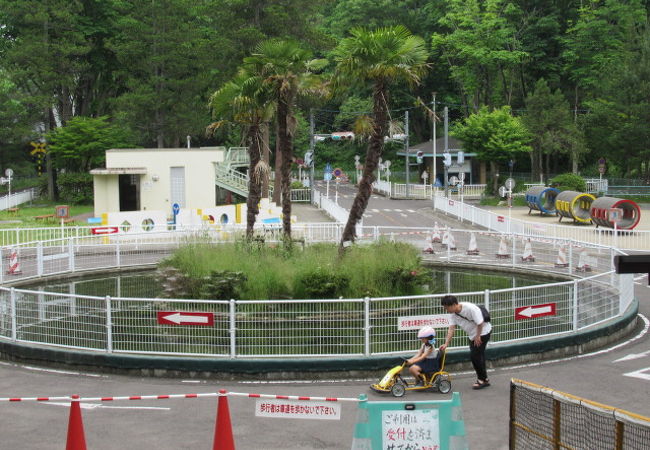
[385, 183, 486, 199]
[0, 226, 631, 358]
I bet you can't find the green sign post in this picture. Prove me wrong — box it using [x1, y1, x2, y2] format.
[351, 392, 466, 450]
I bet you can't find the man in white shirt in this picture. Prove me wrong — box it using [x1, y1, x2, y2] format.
[439, 294, 492, 389]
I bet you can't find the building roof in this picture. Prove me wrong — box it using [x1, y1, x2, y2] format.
[397, 137, 473, 156]
[90, 167, 148, 175]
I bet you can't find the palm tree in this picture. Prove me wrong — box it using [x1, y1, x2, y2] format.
[209, 70, 274, 239]
[244, 39, 325, 241]
[332, 26, 429, 250]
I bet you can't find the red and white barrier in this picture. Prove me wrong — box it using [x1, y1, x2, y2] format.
[1, 389, 359, 448]
[521, 239, 535, 262]
[6, 247, 21, 275]
[555, 245, 568, 268]
[576, 248, 592, 272]
[431, 222, 442, 243]
[496, 236, 509, 259]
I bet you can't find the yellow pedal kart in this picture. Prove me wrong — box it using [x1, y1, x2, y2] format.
[370, 351, 451, 397]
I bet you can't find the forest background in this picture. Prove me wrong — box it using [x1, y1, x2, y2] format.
[1, 0, 650, 199]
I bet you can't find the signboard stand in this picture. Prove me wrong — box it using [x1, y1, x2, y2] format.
[351, 393, 466, 450]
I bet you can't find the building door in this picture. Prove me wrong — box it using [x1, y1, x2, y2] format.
[170, 167, 186, 207]
[118, 174, 140, 211]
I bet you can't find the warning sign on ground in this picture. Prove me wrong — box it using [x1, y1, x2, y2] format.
[255, 399, 341, 420]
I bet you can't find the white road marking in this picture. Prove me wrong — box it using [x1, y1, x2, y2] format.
[614, 349, 650, 363]
[44, 402, 170, 411]
[20, 365, 105, 378]
[623, 368, 650, 381]
[394, 209, 402, 212]
[400, 213, 408, 217]
[407, 209, 416, 213]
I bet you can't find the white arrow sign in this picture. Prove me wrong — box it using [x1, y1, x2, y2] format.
[163, 313, 208, 324]
[613, 349, 650, 363]
[156, 311, 214, 326]
[519, 305, 552, 317]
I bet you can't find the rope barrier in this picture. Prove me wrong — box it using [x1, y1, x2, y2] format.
[0, 390, 360, 404]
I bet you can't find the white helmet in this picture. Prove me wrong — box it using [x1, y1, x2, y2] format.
[417, 326, 436, 339]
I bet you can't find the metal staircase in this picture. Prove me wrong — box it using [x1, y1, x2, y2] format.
[214, 147, 251, 198]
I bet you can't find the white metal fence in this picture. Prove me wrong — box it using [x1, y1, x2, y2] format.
[434, 195, 650, 251]
[0, 226, 632, 358]
[0, 188, 37, 211]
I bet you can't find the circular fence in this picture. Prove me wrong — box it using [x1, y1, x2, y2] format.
[0, 225, 634, 367]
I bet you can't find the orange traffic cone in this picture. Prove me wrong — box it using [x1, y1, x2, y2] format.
[66, 395, 87, 450]
[213, 390, 235, 450]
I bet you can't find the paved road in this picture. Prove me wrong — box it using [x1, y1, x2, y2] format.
[1, 189, 649, 449]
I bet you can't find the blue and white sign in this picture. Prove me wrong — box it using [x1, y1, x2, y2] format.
[172, 203, 180, 215]
[324, 172, 332, 181]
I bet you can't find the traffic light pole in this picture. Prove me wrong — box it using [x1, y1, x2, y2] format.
[404, 111, 410, 199]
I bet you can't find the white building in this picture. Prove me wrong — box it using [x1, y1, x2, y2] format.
[90, 147, 226, 216]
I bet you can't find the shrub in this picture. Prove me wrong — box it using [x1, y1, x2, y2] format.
[293, 269, 350, 298]
[57, 172, 93, 204]
[549, 173, 586, 192]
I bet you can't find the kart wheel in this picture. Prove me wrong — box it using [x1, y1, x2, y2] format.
[391, 382, 406, 397]
[438, 379, 452, 394]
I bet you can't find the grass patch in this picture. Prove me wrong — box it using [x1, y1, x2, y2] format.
[0, 200, 93, 228]
[159, 240, 428, 300]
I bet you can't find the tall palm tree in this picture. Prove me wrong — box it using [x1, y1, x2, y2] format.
[209, 70, 274, 239]
[332, 26, 429, 250]
[244, 39, 325, 241]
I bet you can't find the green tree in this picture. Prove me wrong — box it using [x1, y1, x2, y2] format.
[209, 70, 275, 239]
[109, 0, 222, 147]
[243, 39, 325, 240]
[582, 26, 650, 180]
[332, 26, 429, 247]
[562, 0, 646, 112]
[523, 79, 586, 182]
[46, 116, 138, 172]
[432, 0, 528, 110]
[453, 106, 531, 193]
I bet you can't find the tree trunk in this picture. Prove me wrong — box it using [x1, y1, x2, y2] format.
[261, 122, 270, 199]
[278, 96, 293, 240]
[246, 124, 262, 239]
[340, 82, 388, 248]
[272, 120, 282, 205]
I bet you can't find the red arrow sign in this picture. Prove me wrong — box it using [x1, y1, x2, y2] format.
[91, 226, 119, 235]
[157, 311, 215, 326]
[497, 216, 505, 223]
[515, 303, 556, 320]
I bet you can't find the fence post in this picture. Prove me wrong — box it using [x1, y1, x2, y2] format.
[68, 238, 75, 272]
[230, 298, 236, 358]
[105, 295, 113, 353]
[511, 234, 516, 268]
[116, 240, 121, 268]
[37, 242, 43, 276]
[572, 280, 579, 331]
[568, 243, 573, 276]
[364, 297, 371, 356]
[10, 287, 17, 341]
[0, 248, 4, 285]
[484, 289, 490, 312]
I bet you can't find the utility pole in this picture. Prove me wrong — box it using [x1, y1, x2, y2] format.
[309, 109, 315, 204]
[432, 93, 437, 192]
[444, 106, 449, 198]
[404, 110, 410, 198]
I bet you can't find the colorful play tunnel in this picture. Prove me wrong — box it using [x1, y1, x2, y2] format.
[590, 197, 641, 230]
[525, 186, 560, 215]
[555, 191, 595, 224]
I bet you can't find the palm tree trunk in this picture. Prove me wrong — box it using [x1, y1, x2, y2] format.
[246, 124, 262, 239]
[340, 82, 388, 248]
[278, 95, 293, 240]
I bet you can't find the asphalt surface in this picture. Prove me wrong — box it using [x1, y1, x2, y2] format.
[1, 186, 650, 449]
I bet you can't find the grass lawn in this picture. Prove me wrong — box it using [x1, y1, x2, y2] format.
[0, 200, 94, 228]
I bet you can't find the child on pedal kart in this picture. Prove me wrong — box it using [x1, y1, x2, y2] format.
[407, 326, 439, 386]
